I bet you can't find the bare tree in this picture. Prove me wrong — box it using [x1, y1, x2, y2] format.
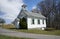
[37, 0, 60, 29]
[0, 18, 5, 26]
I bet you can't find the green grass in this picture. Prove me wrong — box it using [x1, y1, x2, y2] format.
[12, 29, 60, 36]
[0, 35, 32, 39]
[0, 24, 60, 36]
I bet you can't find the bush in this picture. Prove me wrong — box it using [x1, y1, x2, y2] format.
[19, 17, 27, 29]
[45, 28, 55, 31]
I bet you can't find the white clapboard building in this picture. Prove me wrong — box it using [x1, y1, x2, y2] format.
[14, 4, 46, 30]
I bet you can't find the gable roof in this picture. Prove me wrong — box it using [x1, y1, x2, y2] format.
[17, 6, 46, 19]
[23, 10, 46, 19]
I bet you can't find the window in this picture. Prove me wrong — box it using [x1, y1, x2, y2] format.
[38, 19, 40, 24]
[42, 19, 44, 24]
[32, 19, 34, 24]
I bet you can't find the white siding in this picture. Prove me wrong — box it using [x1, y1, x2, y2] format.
[27, 17, 46, 29]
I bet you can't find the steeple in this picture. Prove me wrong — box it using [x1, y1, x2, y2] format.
[21, 4, 27, 10]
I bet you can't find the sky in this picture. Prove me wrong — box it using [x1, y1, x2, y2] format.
[0, 0, 42, 24]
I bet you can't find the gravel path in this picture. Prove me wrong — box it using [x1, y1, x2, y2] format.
[0, 27, 60, 39]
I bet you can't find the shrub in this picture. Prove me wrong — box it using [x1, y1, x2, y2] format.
[19, 17, 27, 29]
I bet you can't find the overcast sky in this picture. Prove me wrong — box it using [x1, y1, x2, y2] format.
[0, 0, 42, 24]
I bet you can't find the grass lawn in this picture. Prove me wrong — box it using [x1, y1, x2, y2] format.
[0, 24, 60, 36]
[0, 24, 15, 29]
[12, 29, 60, 36]
[0, 35, 32, 39]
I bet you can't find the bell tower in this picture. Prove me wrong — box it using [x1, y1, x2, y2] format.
[22, 4, 27, 10]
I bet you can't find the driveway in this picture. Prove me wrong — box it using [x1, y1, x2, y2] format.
[0, 27, 60, 39]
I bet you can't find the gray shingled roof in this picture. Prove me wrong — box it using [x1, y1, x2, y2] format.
[23, 10, 46, 19]
[17, 7, 46, 19]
